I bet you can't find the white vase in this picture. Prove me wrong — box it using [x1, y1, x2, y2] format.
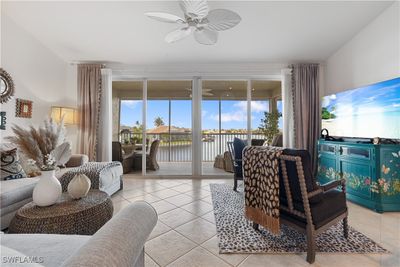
[33, 170, 62, 207]
[67, 174, 91, 199]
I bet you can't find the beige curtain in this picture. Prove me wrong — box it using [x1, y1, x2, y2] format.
[292, 64, 320, 173]
[77, 64, 103, 161]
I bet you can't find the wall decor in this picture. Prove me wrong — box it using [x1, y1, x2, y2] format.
[0, 68, 15, 104]
[0, 112, 6, 130]
[15, 98, 33, 118]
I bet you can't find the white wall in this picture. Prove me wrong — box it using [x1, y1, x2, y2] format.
[0, 14, 78, 151]
[325, 2, 400, 95]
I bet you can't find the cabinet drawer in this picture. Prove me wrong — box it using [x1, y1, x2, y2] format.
[319, 144, 336, 154]
[339, 146, 372, 160]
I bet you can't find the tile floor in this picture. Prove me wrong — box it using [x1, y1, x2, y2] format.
[130, 162, 230, 176]
[112, 175, 400, 267]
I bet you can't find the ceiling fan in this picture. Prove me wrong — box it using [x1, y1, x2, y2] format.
[186, 88, 214, 97]
[145, 0, 241, 45]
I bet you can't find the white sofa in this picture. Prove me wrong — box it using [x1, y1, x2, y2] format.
[1, 202, 157, 267]
[0, 155, 124, 230]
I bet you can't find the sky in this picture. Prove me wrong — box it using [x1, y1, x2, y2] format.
[322, 77, 400, 116]
[321, 77, 400, 138]
[120, 99, 282, 130]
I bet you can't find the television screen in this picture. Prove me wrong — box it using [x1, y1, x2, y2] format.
[322, 77, 400, 139]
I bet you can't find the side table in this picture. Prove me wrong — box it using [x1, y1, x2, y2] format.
[9, 190, 113, 235]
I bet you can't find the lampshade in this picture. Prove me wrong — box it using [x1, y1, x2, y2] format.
[50, 106, 78, 125]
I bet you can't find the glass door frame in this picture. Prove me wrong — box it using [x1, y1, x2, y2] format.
[113, 76, 281, 178]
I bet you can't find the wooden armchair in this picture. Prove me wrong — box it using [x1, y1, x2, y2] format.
[253, 149, 349, 263]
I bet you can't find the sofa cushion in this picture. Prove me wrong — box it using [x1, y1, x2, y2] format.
[0, 178, 39, 209]
[280, 189, 347, 229]
[2, 234, 88, 267]
[1, 148, 27, 180]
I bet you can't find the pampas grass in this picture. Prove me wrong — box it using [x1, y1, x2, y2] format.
[6, 117, 67, 167]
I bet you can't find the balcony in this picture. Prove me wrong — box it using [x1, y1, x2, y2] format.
[119, 131, 265, 175]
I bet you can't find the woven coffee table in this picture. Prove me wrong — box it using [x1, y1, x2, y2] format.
[9, 190, 113, 235]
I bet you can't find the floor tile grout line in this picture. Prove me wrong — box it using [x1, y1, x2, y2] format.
[145, 252, 162, 267]
[199, 236, 246, 267]
[162, 230, 232, 267]
[154, 229, 200, 267]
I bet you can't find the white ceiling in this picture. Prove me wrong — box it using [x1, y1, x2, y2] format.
[2, 1, 393, 66]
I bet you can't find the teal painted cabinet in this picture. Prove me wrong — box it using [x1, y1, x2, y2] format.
[317, 140, 400, 212]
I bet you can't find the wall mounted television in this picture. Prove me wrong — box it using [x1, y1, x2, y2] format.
[322, 77, 400, 139]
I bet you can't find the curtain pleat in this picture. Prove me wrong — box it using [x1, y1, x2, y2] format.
[292, 64, 320, 173]
[77, 64, 103, 161]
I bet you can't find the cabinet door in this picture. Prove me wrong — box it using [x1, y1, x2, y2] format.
[317, 154, 338, 185]
[340, 159, 372, 199]
[376, 147, 400, 202]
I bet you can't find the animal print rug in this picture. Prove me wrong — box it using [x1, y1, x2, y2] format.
[210, 183, 388, 254]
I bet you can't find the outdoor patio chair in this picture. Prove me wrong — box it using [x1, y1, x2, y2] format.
[112, 141, 135, 174]
[134, 140, 160, 171]
[271, 133, 283, 147]
[252, 149, 349, 263]
[227, 138, 247, 191]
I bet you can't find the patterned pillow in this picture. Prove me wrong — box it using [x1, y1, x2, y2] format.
[0, 148, 27, 180]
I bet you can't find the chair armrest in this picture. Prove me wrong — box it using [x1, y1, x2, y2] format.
[62, 202, 157, 267]
[65, 154, 89, 167]
[321, 179, 346, 192]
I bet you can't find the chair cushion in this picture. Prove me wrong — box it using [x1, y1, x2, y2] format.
[280, 149, 323, 204]
[280, 189, 347, 229]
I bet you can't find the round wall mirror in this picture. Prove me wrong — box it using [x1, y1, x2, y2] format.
[0, 68, 14, 104]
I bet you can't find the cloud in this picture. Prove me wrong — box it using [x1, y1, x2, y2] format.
[211, 111, 246, 123]
[233, 101, 268, 113]
[209, 101, 269, 123]
[250, 101, 268, 112]
[122, 100, 140, 109]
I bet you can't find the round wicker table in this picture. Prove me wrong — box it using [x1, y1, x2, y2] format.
[9, 190, 113, 235]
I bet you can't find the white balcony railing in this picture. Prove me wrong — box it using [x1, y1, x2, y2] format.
[119, 132, 265, 162]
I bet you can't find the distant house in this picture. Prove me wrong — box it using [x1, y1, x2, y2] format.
[147, 125, 191, 134]
[147, 126, 191, 141]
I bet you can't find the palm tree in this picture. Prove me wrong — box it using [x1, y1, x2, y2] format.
[154, 116, 165, 127]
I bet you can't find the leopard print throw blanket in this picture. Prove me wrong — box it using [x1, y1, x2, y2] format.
[243, 146, 284, 235]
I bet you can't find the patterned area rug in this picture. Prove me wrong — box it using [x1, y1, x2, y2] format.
[210, 183, 388, 254]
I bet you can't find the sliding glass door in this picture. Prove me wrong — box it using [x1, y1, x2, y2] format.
[146, 80, 192, 176]
[112, 81, 143, 177]
[112, 78, 282, 177]
[251, 80, 282, 142]
[201, 80, 248, 175]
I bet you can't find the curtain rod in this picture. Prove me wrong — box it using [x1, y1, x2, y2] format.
[70, 61, 106, 67]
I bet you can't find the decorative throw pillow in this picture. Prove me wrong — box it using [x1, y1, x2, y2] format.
[0, 148, 27, 180]
[233, 138, 247, 161]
